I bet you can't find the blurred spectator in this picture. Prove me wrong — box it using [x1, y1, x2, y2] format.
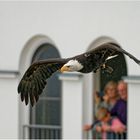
[111, 80, 127, 125]
[86, 81, 119, 130]
[93, 107, 126, 139]
[94, 91, 103, 119]
[118, 80, 127, 101]
[102, 81, 119, 111]
[84, 80, 127, 139]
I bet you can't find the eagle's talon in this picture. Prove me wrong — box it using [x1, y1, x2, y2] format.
[101, 64, 113, 74]
[105, 66, 113, 74]
[93, 68, 100, 73]
[102, 64, 106, 69]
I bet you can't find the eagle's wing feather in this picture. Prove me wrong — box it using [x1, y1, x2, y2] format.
[88, 42, 140, 65]
[18, 58, 67, 106]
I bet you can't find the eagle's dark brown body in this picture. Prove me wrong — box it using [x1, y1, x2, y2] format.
[18, 42, 140, 106]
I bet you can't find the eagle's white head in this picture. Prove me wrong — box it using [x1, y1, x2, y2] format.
[60, 60, 83, 72]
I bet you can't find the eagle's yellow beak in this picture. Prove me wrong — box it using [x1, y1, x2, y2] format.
[60, 66, 70, 72]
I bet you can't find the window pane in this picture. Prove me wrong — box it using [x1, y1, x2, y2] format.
[41, 72, 61, 98]
[32, 44, 60, 62]
[29, 43, 62, 139]
[35, 99, 61, 125]
[30, 43, 62, 126]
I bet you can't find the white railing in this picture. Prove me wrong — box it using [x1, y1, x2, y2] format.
[85, 130, 127, 139]
[23, 124, 61, 139]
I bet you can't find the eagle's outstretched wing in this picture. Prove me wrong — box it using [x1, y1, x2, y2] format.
[18, 42, 140, 106]
[18, 58, 67, 106]
[88, 42, 140, 65]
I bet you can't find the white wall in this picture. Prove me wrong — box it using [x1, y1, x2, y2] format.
[0, 1, 140, 74]
[59, 73, 84, 139]
[0, 76, 18, 138]
[124, 77, 140, 139]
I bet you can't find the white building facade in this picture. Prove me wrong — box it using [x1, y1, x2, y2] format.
[0, 1, 140, 139]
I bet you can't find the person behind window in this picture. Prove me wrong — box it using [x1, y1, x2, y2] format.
[93, 107, 126, 139]
[84, 81, 119, 132]
[94, 91, 104, 119]
[111, 80, 127, 125]
[102, 81, 119, 111]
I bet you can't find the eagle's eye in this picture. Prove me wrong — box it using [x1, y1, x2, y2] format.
[67, 65, 71, 68]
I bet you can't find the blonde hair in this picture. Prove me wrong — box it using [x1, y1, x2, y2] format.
[104, 81, 118, 94]
[97, 107, 109, 120]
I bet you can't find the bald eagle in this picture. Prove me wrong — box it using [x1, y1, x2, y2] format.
[18, 42, 140, 106]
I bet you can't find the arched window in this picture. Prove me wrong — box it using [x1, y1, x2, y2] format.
[87, 36, 127, 90]
[84, 36, 128, 139]
[92, 50, 127, 139]
[29, 43, 62, 139]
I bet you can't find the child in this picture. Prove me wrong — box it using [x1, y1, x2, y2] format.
[93, 107, 126, 139]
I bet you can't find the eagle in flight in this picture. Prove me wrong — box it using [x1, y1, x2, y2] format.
[18, 42, 140, 106]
